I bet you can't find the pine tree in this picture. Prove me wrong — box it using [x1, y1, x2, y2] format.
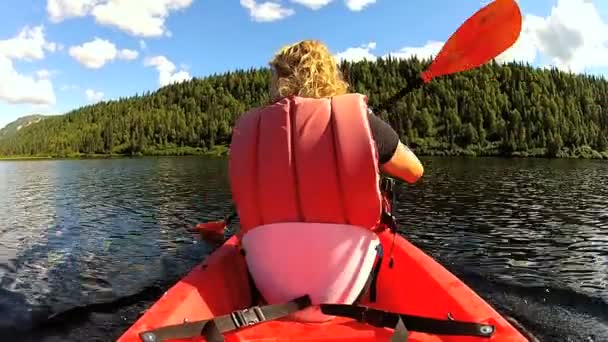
[1, 58, 607, 159]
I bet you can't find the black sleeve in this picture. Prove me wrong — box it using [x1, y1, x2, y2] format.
[367, 109, 399, 164]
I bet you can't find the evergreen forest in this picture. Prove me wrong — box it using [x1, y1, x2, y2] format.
[1, 57, 608, 159]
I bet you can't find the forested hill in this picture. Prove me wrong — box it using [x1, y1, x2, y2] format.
[1, 57, 608, 159]
[0, 115, 47, 140]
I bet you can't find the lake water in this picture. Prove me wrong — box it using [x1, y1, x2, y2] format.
[0, 156, 606, 341]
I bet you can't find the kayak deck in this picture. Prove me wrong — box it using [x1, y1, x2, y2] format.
[117, 230, 527, 341]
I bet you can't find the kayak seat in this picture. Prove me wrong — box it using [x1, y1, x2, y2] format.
[241, 222, 381, 323]
[125, 233, 507, 342]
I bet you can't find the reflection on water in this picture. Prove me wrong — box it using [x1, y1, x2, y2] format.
[0, 156, 607, 341]
[396, 157, 608, 301]
[396, 157, 608, 341]
[0, 157, 231, 338]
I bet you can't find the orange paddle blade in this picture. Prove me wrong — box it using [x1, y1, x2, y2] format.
[192, 221, 227, 243]
[421, 0, 522, 82]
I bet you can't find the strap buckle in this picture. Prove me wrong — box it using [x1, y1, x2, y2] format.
[380, 177, 395, 193]
[357, 307, 386, 328]
[381, 210, 398, 233]
[230, 306, 266, 328]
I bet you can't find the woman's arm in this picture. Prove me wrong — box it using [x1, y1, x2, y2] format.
[367, 110, 424, 184]
[380, 141, 424, 184]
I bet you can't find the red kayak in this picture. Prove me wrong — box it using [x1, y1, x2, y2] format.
[117, 223, 531, 341]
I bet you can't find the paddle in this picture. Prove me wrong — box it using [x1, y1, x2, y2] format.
[193, 0, 522, 241]
[375, 0, 522, 113]
[190, 210, 237, 242]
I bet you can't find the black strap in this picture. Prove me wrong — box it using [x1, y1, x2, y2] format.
[139, 295, 312, 342]
[241, 247, 264, 305]
[380, 177, 398, 234]
[320, 304, 495, 340]
[353, 244, 384, 304]
[368, 244, 383, 302]
[381, 210, 398, 233]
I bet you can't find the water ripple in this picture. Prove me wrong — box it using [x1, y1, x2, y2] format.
[1, 156, 607, 341]
[0, 157, 231, 330]
[398, 157, 608, 309]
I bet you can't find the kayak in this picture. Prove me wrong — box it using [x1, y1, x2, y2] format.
[116, 1, 530, 339]
[117, 224, 531, 342]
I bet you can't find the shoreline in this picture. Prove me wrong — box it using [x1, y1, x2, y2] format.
[2, 145, 607, 161]
[0, 145, 230, 161]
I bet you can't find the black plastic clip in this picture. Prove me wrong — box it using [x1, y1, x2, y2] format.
[230, 306, 266, 328]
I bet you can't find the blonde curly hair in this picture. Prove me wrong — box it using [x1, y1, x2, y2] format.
[269, 40, 350, 101]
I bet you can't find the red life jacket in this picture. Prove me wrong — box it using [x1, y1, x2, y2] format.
[228, 93, 384, 322]
[229, 93, 383, 232]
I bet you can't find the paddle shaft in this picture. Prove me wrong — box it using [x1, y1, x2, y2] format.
[372, 76, 425, 115]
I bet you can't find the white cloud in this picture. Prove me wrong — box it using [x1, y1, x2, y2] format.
[47, 0, 101, 22]
[0, 56, 56, 106]
[69, 38, 138, 69]
[289, 0, 332, 10]
[495, 0, 608, 73]
[92, 0, 193, 37]
[495, 14, 544, 64]
[0, 26, 57, 107]
[248, 0, 375, 15]
[139, 40, 147, 50]
[0, 26, 57, 61]
[384, 41, 444, 60]
[335, 41, 443, 63]
[118, 49, 139, 60]
[344, 0, 376, 11]
[144, 55, 192, 87]
[241, 0, 295, 22]
[335, 42, 377, 62]
[60, 84, 80, 91]
[85, 88, 104, 102]
[46, 0, 193, 37]
[36, 69, 52, 79]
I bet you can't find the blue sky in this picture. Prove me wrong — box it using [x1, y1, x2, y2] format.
[0, 0, 607, 129]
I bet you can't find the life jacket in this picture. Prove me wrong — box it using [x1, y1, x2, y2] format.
[228, 93, 384, 322]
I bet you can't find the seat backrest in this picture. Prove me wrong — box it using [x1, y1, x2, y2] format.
[241, 222, 381, 322]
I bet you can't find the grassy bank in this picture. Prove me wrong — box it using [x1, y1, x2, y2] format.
[410, 140, 608, 159]
[3, 142, 607, 161]
[0, 145, 230, 161]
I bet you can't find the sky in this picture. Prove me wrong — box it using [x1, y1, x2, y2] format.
[1, 0, 608, 129]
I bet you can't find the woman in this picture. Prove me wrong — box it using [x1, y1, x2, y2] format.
[267, 40, 424, 183]
[228, 39, 424, 322]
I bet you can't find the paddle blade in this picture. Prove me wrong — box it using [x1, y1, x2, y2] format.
[421, 0, 522, 82]
[192, 220, 227, 243]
